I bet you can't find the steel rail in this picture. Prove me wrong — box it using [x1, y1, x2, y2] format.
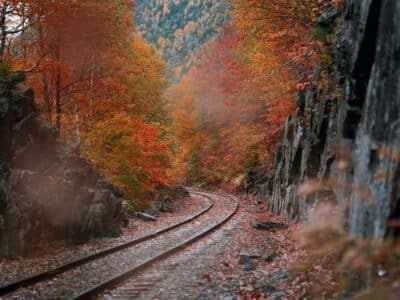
[72, 191, 239, 300]
[0, 192, 213, 296]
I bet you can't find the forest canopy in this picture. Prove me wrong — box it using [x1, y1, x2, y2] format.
[1, 0, 172, 204]
[0, 0, 340, 200]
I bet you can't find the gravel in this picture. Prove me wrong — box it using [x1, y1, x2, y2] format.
[2, 193, 236, 299]
[105, 192, 338, 300]
[0, 194, 208, 287]
[1, 192, 338, 299]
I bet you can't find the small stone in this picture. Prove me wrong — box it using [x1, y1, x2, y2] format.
[264, 251, 277, 263]
[272, 290, 287, 299]
[240, 248, 263, 259]
[250, 220, 260, 229]
[238, 255, 252, 265]
[136, 212, 157, 221]
[242, 259, 258, 271]
[246, 285, 254, 292]
[260, 284, 277, 293]
[222, 296, 237, 300]
[271, 268, 288, 281]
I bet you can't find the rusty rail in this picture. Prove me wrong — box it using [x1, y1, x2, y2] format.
[0, 192, 213, 296]
[72, 191, 239, 299]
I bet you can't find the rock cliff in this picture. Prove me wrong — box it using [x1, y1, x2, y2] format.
[0, 83, 125, 257]
[256, 1, 400, 239]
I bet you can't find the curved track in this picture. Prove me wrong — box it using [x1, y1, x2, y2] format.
[0, 191, 238, 299]
[0, 193, 212, 296]
[74, 191, 238, 299]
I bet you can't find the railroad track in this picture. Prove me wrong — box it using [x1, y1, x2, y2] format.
[76, 191, 238, 299]
[0, 191, 238, 299]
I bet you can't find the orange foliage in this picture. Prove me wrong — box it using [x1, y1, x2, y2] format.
[170, 24, 294, 185]
[86, 113, 171, 200]
[170, 0, 338, 185]
[3, 0, 336, 193]
[4, 0, 172, 203]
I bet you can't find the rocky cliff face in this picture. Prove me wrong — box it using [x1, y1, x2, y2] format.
[0, 83, 125, 257]
[257, 0, 400, 239]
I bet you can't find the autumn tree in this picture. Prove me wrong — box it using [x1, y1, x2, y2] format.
[0, 0, 40, 63]
[170, 25, 275, 185]
[3, 0, 174, 205]
[170, 0, 340, 185]
[228, 0, 343, 158]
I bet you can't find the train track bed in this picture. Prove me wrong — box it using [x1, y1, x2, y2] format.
[103, 193, 335, 300]
[0, 194, 208, 287]
[0, 192, 237, 299]
[100, 192, 242, 300]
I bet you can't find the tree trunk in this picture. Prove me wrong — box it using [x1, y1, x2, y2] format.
[38, 24, 52, 124]
[42, 73, 52, 123]
[75, 102, 81, 149]
[55, 40, 61, 136]
[0, 2, 8, 62]
[88, 71, 94, 147]
[55, 70, 61, 135]
[21, 3, 27, 61]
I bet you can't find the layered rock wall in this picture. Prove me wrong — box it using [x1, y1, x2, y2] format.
[0, 83, 125, 257]
[257, 0, 400, 239]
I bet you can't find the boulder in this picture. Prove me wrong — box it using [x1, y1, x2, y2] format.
[250, 220, 288, 231]
[84, 203, 105, 238]
[144, 203, 161, 217]
[141, 185, 189, 217]
[0, 84, 125, 257]
[160, 196, 174, 213]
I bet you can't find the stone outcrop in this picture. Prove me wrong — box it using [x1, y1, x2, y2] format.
[142, 185, 189, 217]
[0, 83, 125, 257]
[255, 1, 400, 239]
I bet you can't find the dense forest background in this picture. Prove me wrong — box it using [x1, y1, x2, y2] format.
[134, 0, 231, 80]
[1, 1, 400, 297]
[0, 0, 337, 205]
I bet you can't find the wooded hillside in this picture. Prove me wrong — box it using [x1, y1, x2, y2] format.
[135, 0, 231, 80]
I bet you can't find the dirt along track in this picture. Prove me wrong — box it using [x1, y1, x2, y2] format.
[0, 191, 239, 299]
